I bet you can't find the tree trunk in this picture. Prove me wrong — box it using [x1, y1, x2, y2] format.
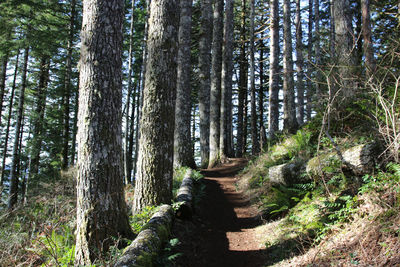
[361, 0, 375, 75]
[333, 0, 355, 100]
[132, 0, 179, 213]
[306, 0, 313, 120]
[268, 0, 280, 138]
[133, 73, 141, 177]
[220, 0, 234, 160]
[8, 47, 29, 211]
[314, 0, 321, 102]
[330, 0, 336, 57]
[259, 24, 267, 151]
[74, 0, 134, 264]
[295, 0, 305, 125]
[354, 0, 363, 69]
[124, 0, 136, 184]
[17, 114, 26, 204]
[0, 51, 19, 194]
[249, 0, 258, 155]
[198, 0, 213, 168]
[133, 0, 150, 177]
[283, 0, 298, 133]
[236, 0, 247, 157]
[61, 0, 76, 170]
[0, 55, 9, 128]
[174, 0, 195, 168]
[28, 55, 50, 181]
[208, 0, 224, 168]
[70, 77, 79, 166]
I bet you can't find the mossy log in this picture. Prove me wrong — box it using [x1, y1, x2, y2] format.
[341, 143, 378, 175]
[114, 205, 174, 267]
[268, 159, 307, 185]
[175, 169, 193, 220]
[306, 143, 378, 177]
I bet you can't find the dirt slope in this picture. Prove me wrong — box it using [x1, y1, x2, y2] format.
[172, 158, 267, 267]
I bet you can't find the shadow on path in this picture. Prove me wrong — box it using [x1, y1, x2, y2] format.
[173, 158, 267, 267]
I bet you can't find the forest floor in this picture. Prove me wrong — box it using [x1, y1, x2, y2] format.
[172, 158, 268, 267]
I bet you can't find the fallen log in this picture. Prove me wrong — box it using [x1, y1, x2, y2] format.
[268, 159, 307, 185]
[114, 205, 174, 267]
[175, 169, 193, 220]
[306, 142, 379, 177]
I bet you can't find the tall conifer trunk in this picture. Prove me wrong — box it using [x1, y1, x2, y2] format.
[8, 47, 29, 211]
[220, 0, 234, 160]
[209, 0, 224, 168]
[61, 0, 76, 170]
[333, 0, 355, 100]
[0, 51, 19, 194]
[268, 0, 280, 137]
[361, 0, 375, 75]
[250, 0, 258, 155]
[306, 0, 313, 120]
[198, 0, 213, 168]
[0, 55, 9, 127]
[296, 0, 305, 125]
[74, 0, 134, 264]
[237, 0, 247, 157]
[28, 56, 50, 181]
[283, 0, 298, 133]
[132, 0, 179, 213]
[174, 0, 195, 168]
[124, 0, 136, 184]
[259, 25, 266, 150]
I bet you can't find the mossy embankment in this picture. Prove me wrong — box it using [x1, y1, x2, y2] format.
[237, 125, 400, 266]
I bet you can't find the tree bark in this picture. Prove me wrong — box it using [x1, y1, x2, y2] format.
[114, 205, 174, 267]
[0, 51, 19, 194]
[361, 0, 375, 75]
[283, 0, 298, 133]
[133, 0, 150, 177]
[74, 0, 134, 264]
[132, 0, 179, 213]
[249, 0, 258, 155]
[124, 0, 137, 184]
[174, 0, 195, 168]
[220, 0, 234, 160]
[330, 0, 336, 57]
[0, 55, 9, 128]
[61, 0, 76, 170]
[314, 0, 321, 102]
[333, 0, 355, 100]
[198, 0, 213, 168]
[208, 0, 224, 168]
[268, 0, 280, 138]
[306, 0, 313, 120]
[70, 77, 79, 166]
[28, 55, 50, 181]
[8, 47, 29, 211]
[295, 0, 305, 126]
[236, 0, 247, 157]
[259, 24, 266, 151]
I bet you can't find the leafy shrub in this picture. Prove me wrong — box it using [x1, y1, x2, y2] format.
[130, 205, 158, 234]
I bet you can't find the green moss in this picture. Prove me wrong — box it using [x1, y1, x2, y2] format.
[156, 224, 170, 243]
[136, 251, 156, 267]
[306, 152, 338, 178]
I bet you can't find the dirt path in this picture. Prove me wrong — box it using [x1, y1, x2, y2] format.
[172, 158, 266, 267]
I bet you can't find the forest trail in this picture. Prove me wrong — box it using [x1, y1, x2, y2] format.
[173, 158, 266, 267]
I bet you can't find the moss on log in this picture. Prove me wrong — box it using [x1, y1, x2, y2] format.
[175, 169, 193, 220]
[268, 159, 307, 185]
[114, 205, 174, 267]
[306, 143, 378, 177]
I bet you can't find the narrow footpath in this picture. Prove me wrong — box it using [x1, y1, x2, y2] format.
[173, 158, 266, 267]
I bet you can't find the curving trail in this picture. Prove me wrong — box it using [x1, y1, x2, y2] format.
[173, 158, 266, 267]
